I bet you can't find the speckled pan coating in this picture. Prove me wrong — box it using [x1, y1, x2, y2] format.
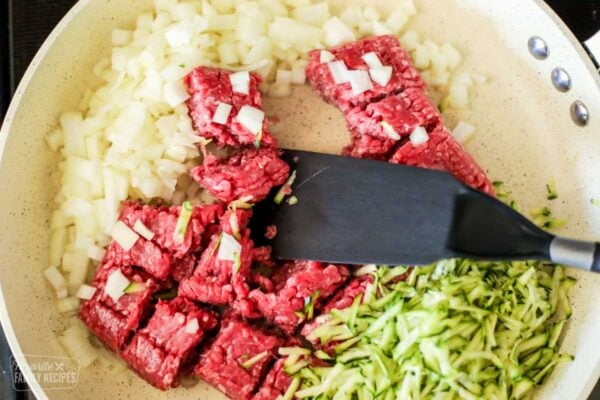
[0, 0, 600, 400]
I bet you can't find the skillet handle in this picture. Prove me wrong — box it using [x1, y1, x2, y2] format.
[549, 237, 600, 272]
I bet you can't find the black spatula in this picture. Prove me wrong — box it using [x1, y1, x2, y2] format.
[250, 150, 600, 273]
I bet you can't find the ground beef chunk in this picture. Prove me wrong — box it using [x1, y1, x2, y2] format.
[80, 262, 159, 352]
[390, 127, 495, 195]
[323, 274, 374, 313]
[252, 357, 292, 400]
[178, 210, 254, 307]
[345, 88, 442, 142]
[194, 319, 282, 400]
[184, 66, 276, 148]
[306, 35, 425, 113]
[249, 260, 349, 335]
[109, 202, 224, 281]
[120, 297, 217, 390]
[341, 132, 397, 160]
[191, 148, 290, 203]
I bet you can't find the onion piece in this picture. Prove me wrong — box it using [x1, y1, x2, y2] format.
[56, 288, 69, 300]
[217, 233, 242, 262]
[44, 266, 68, 292]
[327, 61, 350, 84]
[59, 325, 97, 368]
[133, 220, 155, 240]
[213, 103, 233, 125]
[185, 318, 200, 334]
[163, 81, 190, 107]
[380, 121, 401, 140]
[291, 68, 306, 85]
[276, 69, 293, 86]
[320, 50, 335, 63]
[76, 284, 97, 300]
[111, 221, 139, 251]
[348, 70, 373, 95]
[87, 244, 106, 262]
[409, 126, 429, 146]
[104, 269, 130, 303]
[230, 71, 250, 95]
[237, 105, 265, 135]
[369, 66, 393, 87]
[362, 52, 383, 69]
[452, 121, 476, 144]
[58, 297, 80, 313]
[323, 17, 355, 47]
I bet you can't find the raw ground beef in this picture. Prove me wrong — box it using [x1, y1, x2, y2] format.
[252, 357, 292, 400]
[390, 127, 495, 195]
[191, 148, 290, 203]
[194, 319, 282, 400]
[249, 260, 349, 335]
[80, 262, 159, 352]
[306, 35, 425, 113]
[345, 88, 442, 142]
[184, 66, 276, 148]
[341, 131, 397, 160]
[120, 297, 217, 390]
[110, 201, 224, 281]
[178, 209, 255, 310]
[341, 88, 441, 160]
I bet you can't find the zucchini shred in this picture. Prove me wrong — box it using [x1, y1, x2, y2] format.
[284, 260, 574, 400]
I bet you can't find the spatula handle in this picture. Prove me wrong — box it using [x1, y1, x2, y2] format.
[549, 237, 600, 272]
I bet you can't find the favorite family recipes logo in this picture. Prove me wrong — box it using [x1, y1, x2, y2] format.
[11, 355, 80, 390]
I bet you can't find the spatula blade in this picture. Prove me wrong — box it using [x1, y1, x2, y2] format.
[253, 150, 465, 266]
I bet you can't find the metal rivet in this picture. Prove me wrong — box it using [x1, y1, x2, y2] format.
[571, 101, 589, 127]
[551, 67, 572, 92]
[528, 36, 549, 60]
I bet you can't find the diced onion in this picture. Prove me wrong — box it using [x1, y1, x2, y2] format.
[327, 61, 350, 84]
[59, 325, 97, 368]
[111, 221, 139, 251]
[185, 318, 200, 334]
[111, 29, 131, 46]
[361, 52, 383, 69]
[76, 284, 97, 300]
[385, 9, 409, 34]
[57, 297, 80, 313]
[213, 103, 233, 125]
[217, 233, 242, 262]
[104, 269, 131, 303]
[44, 266, 67, 292]
[320, 50, 335, 63]
[348, 70, 373, 95]
[409, 126, 429, 146]
[86, 244, 106, 262]
[268, 84, 293, 98]
[369, 66, 393, 87]
[56, 288, 69, 300]
[133, 220, 155, 240]
[163, 81, 190, 107]
[237, 105, 265, 135]
[230, 71, 250, 95]
[276, 69, 293, 86]
[291, 68, 306, 85]
[452, 121, 476, 144]
[323, 17, 355, 47]
[380, 121, 401, 140]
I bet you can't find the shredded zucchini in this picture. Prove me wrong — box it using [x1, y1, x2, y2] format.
[289, 261, 574, 399]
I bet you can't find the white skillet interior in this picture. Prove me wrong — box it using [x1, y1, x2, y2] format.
[0, 0, 599, 399]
